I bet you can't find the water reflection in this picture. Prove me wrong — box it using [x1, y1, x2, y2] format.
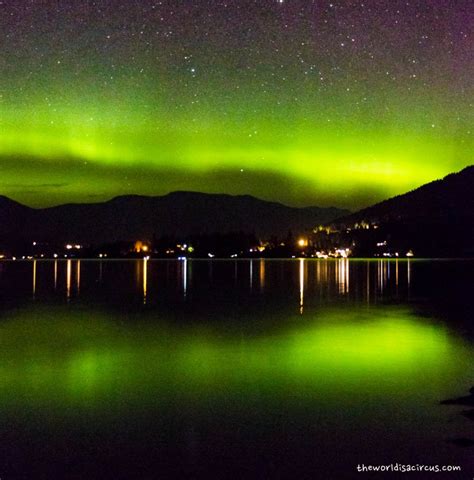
[0, 258, 473, 479]
[259, 258, 265, 291]
[408, 257, 412, 288]
[32, 260, 36, 298]
[0, 305, 468, 412]
[336, 258, 349, 294]
[181, 257, 188, 296]
[54, 259, 58, 290]
[66, 259, 72, 299]
[249, 259, 253, 290]
[19, 258, 426, 307]
[377, 260, 386, 293]
[396, 258, 399, 288]
[143, 257, 148, 303]
[76, 260, 81, 295]
[299, 258, 305, 313]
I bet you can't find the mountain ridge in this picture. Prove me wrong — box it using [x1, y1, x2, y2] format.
[0, 191, 349, 246]
[326, 165, 474, 257]
[332, 165, 474, 225]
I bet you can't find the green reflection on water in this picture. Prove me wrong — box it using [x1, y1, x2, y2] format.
[0, 304, 468, 417]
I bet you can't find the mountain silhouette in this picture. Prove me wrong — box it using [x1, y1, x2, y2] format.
[330, 166, 474, 256]
[0, 191, 349, 246]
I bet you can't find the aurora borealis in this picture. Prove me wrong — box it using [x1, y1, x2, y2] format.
[0, 1, 472, 209]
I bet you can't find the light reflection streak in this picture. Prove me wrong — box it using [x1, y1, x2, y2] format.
[66, 259, 72, 299]
[407, 259, 411, 289]
[32, 260, 37, 298]
[26, 258, 418, 303]
[143, 257, 148, 304]
[395, 259, 399, 288]
[299, 258, 304, 314]
[377, 260, 387, 293]
[259, 259, 265, 291]
[76, 260, 81, 295]
[249, 260, 253, 290]
[337, 258, 349, 294]
[366, 261, 370, 304]
[182, 257, 187, 297]
[54, 260, 58, 291]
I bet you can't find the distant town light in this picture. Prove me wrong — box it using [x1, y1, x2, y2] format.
[134, 240, 149, 253]
[298, 238, 308, 248]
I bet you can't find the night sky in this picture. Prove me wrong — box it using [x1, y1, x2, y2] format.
[0, 0, 472, 209]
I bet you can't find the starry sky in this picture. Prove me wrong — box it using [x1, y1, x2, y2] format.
[0, 0, 472, 209]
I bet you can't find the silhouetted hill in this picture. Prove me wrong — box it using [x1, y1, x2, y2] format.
[329, 166, 474, 256]
[335, 166, 474, 225]
[0, 192, 349, 246]
[0, 196, 34, 241]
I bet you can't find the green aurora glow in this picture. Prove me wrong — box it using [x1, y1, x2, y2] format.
[0, 305, 467, 412]
[1, 88, 471, 209]
[0, 1, 472, 208]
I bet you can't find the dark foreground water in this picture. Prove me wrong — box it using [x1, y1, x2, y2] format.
[0, 259, 473, 479]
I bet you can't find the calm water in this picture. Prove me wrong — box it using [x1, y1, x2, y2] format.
[0, 259, 473, 479]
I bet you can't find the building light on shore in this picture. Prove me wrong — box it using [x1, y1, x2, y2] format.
[65, 244, 81, 250]
[298, 238, 308, 248]
[335, 248, 350, 258]
[134, 241, 149, 253]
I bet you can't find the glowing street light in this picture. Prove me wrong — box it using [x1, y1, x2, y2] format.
[298, 238, 308, 248]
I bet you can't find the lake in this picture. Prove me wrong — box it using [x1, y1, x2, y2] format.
[0, 258, 473, 479]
